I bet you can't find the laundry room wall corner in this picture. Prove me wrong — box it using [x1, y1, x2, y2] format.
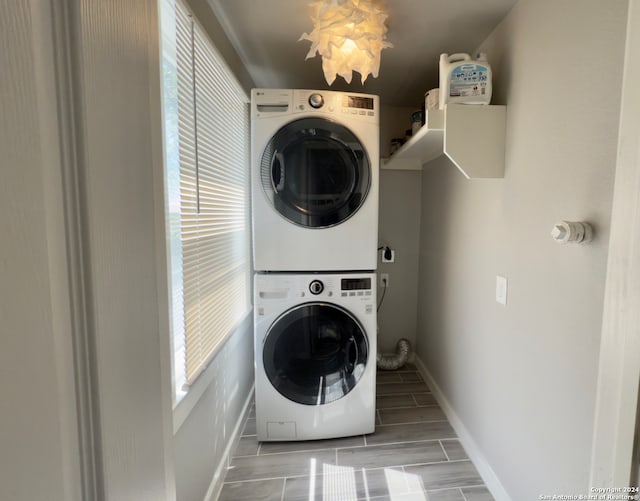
[377, 167, 422, 353]
[378, 105, 422, 353]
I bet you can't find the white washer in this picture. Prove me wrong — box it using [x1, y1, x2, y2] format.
[254, 272, 377, 441]
[251, 89, 379, 272]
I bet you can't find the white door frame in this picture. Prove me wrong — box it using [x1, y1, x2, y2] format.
[590, 0, 640, 487]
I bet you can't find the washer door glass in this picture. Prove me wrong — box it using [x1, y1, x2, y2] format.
[263, 302, 368, 405]
[261, 118, 371, 228]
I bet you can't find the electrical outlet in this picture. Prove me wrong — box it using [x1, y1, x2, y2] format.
[380, 273, 389, 287]
[382, 249, 395, 263]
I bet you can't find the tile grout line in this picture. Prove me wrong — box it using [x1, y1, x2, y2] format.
[223, 461, 486, 486]
[460, 486, 470, 501]
[360, 468, 370, 500]
[366, 437, 455, 448]
[394, 458, 474, 470]
[438, 440, 451, 461]
[374, 418, 449, 427]
[236, 432, 457, 459]
[280, 477, 286, 501]
[222, 475, 290, 485]
[374, 418, 450, 428]
[399, 465, 411, 497]
[224, 458, 477, 485]
[377, 403, 440, 411]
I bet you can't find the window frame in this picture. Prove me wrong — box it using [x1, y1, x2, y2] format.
[159, 0, 252, 419]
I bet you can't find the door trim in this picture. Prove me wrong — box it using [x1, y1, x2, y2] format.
[590, 0, 640, 486]
[33, 0, 99, 498]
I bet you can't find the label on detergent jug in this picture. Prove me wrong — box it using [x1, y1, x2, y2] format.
[449, 63, 490, 98]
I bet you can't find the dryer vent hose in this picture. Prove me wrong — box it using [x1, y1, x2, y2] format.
[376, 338, 412, 371]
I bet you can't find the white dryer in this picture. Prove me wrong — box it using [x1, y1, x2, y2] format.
[254, 272, 377, 441]
[251, 89, 379, 272]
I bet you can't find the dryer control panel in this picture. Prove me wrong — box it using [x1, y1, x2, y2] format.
[293, 89, 378, 122]
[251, 88, 378, 123]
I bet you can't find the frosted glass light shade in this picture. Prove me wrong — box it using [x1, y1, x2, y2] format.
[300, 0, 393, 85]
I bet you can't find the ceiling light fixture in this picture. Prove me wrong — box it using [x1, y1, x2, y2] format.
[300, 0, 393, 85]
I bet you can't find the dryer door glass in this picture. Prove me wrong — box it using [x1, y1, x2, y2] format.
[263, 302, 369, 405]
[260, 118, 371, 228]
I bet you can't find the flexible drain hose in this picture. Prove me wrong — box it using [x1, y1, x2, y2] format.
[376, 338, 412, 370]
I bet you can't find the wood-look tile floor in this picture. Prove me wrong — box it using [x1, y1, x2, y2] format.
[219, 365, 494, 501]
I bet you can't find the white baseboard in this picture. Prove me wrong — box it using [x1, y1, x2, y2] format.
[204, 385, 255, 501]
[414, 356, 512, 501]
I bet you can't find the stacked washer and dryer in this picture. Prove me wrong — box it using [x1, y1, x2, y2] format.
[251, 88, 380, 441]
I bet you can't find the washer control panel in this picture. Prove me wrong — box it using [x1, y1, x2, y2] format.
[255, 274, 375, 305]
[340, 277, 373, 298]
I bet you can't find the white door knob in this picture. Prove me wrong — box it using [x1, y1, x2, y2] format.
[551, 221, 593, 244]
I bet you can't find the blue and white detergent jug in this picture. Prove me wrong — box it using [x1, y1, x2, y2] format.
[438, 53, 492, 109]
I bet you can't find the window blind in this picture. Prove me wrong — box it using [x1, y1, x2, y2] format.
[171, 0, 250, 386]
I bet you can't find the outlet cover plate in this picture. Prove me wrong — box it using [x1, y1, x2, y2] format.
[496, 275, 507, 305]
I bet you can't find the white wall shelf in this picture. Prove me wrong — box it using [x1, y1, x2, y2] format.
[382, 104, 507, 179]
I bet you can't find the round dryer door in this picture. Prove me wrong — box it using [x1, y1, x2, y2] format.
[263, 302, 368, 405]
[260, 118, 371, 228]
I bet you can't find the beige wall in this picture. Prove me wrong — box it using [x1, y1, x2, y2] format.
[377, 169, 422, 353]
[380, 105, 416, 158]
[415, 0, 628, 498]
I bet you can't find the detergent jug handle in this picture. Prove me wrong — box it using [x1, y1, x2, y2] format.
[446, 53, 471, 63]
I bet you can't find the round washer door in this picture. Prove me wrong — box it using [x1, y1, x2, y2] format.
[263, 302, 368, 405]
[260, 117, 371, 228]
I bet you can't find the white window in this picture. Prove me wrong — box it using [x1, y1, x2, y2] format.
[160, 0, 251, 403]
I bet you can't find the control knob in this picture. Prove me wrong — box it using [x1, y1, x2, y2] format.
[308, 93, 324, 109]
[309, 280, 324, 295]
